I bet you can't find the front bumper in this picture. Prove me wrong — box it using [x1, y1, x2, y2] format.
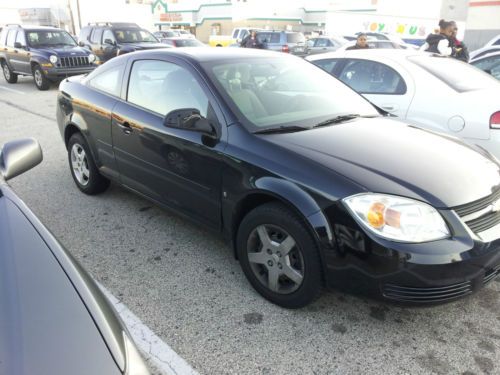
[323, 205, 500, 304]
[44, 66, 96, 79]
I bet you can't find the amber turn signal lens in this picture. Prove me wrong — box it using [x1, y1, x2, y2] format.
[367, 202, 385, 228]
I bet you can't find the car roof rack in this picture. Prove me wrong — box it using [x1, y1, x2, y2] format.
[5, 23, 22, 27]
[88, 22, 139, 28]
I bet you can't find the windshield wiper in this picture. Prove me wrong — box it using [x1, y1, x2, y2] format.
[313, 114, 362, 128]
[254, 125, 310, 134]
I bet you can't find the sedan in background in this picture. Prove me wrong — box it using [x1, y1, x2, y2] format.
[154, 30, 180, 39]
[471, 51, 500, 80]
[57, 48, 500, 307]
[0, 139, 149, 375]
[305, 36, 347, 55]
[307, 49, 500, 160]
[159, 37, 206, 48]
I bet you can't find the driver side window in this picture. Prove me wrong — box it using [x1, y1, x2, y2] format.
[103, 30, 115, 44]
[127, 60, 209, 117]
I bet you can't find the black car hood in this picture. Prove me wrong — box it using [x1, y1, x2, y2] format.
[36, 46, 90, 57]
[263, 118, 500, 208]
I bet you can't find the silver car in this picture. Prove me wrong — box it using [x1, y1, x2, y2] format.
[0, 139, 149, 375]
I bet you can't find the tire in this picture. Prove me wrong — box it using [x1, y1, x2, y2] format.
[2, 61, 18, 83]
[67, 132, 110, 195]
[32, 64, 50, 90]
[236, 202, 322, 308]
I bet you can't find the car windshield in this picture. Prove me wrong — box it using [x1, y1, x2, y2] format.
[203, 57, 379, 131]
[26, 30, 76, 47]
[113, 29, 157, 43]
[409, 55, 500, 92]
[175, 39, 204, 47]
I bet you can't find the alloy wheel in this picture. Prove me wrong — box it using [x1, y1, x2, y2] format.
[246, 224, 304, 294]
[70, 143, 90, 186]
[34, 69, 43, 87]
[3, 64, 10, 80]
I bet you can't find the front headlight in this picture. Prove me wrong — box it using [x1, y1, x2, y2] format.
[49, 55, 58, 64]
[88, 53, 96, 63]
[343, 193, 449, 243]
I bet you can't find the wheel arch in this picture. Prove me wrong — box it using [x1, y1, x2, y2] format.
[229, 177, 335, 275]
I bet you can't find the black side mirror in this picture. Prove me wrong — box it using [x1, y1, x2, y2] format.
[164, 108, 216, 136]
[78, 40, 85, 47]
[14, 42, 24, 49]
[104, 39, 116, 46]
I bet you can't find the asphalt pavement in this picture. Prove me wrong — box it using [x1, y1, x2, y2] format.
[1, 76, 500, 375]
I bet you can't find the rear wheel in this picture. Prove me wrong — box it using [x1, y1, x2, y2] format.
[67, 133, 110, 194]
[33, 65, 50, 90]
[2, 61, 18, 83]
[236, 202, 322, 308]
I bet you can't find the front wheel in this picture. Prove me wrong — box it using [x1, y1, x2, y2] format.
[67, 133, 110, 194]
[33, 65, 50, 90]
[2, 61, 18, 83]
[236, 202, 323, 308]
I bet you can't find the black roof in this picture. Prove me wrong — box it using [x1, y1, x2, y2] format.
[129, 47, 296, 63]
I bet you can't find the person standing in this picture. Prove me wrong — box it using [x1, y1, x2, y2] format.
[420, 20, 454, 56]
[346, 33, 370, 50]
[241, 31, 262, 49]
[450, 21, 469, 62]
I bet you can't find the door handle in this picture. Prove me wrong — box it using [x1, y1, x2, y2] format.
[118, 121, 133, 134]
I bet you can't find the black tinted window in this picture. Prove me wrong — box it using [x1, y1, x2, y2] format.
[6, 30, 17, 47]
[286, 33, 305, 44]
[338, 59, 407, 95]
[88, 64, 124, 97]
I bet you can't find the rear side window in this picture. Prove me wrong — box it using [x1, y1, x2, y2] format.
[313, 58, 340, 74]
[88, 64, 124, 97]
[0, 29, 8, 45]
[409, 55, 499, 92]
[338, 59, 407, 95]
[286, 33, 305, 44]
[90, 28, 103, 44]
[79, 26, 92, 42]
[6, 30, 17, 47]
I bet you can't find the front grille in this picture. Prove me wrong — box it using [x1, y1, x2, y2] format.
[57, 56, 90, 68]
[382, 281, 472, 303]
[452, 188, 500, 234]
[484, 265, 500, 284]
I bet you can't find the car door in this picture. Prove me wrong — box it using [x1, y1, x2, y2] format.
[111, 58, 226, 229]
[335, 58, 414, 118]
[12, 30, 30, 74]
[101, 29, 118, 62]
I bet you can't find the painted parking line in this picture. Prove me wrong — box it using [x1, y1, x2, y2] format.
[98, 283, 200, 375]
[0, 85, 26, 95]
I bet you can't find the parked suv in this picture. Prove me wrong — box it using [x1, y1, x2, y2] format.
[0, 24, 97, 90]
[78, 22, 166, 64]
[255, 31, 307, 56]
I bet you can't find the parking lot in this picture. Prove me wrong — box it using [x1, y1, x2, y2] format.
[1, 75, 500, 375]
